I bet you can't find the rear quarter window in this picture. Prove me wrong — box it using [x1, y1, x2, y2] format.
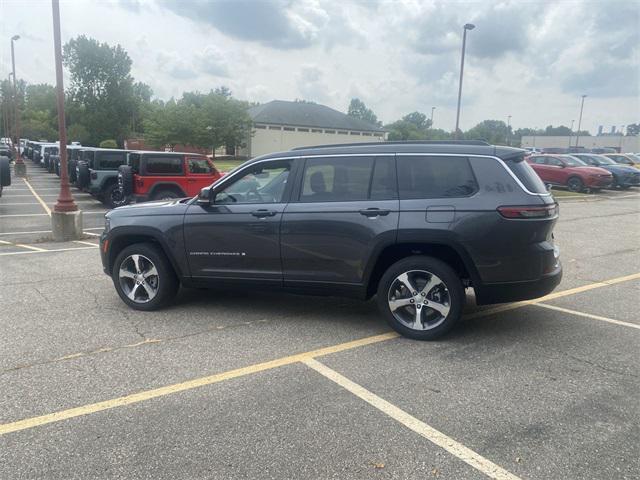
[98, 152, 126, 170]
[144, 156, 184, 175]
[397, 156, 478, 199]
[503, 157, 548, 194]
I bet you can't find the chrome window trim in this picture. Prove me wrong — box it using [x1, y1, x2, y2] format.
[208, 152, 551, 198]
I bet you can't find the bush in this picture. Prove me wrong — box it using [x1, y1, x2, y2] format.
[99, 139, 118, 149]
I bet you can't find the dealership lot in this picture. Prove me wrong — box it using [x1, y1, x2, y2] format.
[1, 169, 639, 479]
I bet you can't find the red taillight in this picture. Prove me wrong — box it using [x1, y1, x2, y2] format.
[498, 204, 558, 219]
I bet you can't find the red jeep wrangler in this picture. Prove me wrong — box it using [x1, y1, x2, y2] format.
[117, 151, 223, 204]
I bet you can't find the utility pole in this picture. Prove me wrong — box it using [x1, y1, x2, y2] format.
[51, 0, 82, 241]
[569, 119, 575, 148]
[507, 115, 511, 146]
[430, 106, 436, 129]
[11, 35, 26, 176]
[454, 23, 475, 139]
[575, 95, 587, 148]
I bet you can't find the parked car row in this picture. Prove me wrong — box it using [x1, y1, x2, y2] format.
[526, 153, 640, 193]
[21, 141, 224, 208]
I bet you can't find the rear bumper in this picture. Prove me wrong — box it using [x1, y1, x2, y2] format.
[474, 262, 562, 305]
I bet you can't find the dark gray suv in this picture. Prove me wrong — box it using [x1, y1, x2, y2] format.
[100, 141, 562, 340]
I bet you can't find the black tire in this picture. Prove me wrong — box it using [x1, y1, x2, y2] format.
[151, 189, 180, 201]
[54, 158, 60, 177]
[567, 176, 584, 193]
[103, 182, 128, 209]
[0, 156, 11, 187]
[377, 256, 464, 340]
[47, 156, 56, 173]
[68, 159, 77, 183]
[118, 165, 133, 196]
[112, 242, 178, 311]
[76, 162, 90, 189]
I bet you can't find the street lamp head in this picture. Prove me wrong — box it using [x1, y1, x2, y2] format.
[11, 35, 20, 41]
[581, 94, 587, 98]
[464, 23, 475, 30]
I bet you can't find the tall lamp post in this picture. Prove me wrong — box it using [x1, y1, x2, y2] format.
[430, 106, 436, 129]
[4, 73, 13, 145]
[51, 0, 81, 241]
[11, 34, 26, 175]
[569, 119, 575, 148]
[507, 115, 511, 146]
[454, 23, 475, 139]
[574, 95, 587, 148]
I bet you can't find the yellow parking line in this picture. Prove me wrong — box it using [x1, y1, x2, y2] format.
[304, 358, 521, 480]
[1, 272, 638, 437]
[534, 303, 640, 330]
[22, 178, 52, 216]
[464, 273, 640, 320]
[0, 332, 398, 436]
[14, 243, 47, 252]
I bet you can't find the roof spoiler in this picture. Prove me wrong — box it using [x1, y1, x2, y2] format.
[291, 140, 490, 151]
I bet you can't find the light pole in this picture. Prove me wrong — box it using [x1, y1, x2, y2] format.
[4, 73, 13, 145]
[454, 23, 475, 139]
[11, 34, 26, 175]
[51, 0, 81, 241]
[507, 115, 511, 146]
[430, 106, 436, 129]
[574, 95, 587, 148]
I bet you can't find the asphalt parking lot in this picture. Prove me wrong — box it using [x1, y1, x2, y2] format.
[1, 167, 639, 479]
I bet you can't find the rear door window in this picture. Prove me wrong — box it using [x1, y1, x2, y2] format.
[188, 157, 214, 174]
[144, 156, 184, 175]
[397, 156, 478, 199]
[300, 156, 375, 202]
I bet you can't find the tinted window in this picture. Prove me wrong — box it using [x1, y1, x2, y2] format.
[532, 156, 546, 164]
[188, 157, 213, 174]
[398, 156, 478, 199]
[300, 156, 374, 202]
[547, 157, 563, 166]
[98, 152, 126, 170]
[145, 156, 183, 175]
[370, 157, 397, 200]
[504, 158, 548, 194]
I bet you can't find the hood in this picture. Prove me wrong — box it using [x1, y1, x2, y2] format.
[575, 166, 613, 176]
[106, 198, 191, 218]
[598, 164, 639, 175]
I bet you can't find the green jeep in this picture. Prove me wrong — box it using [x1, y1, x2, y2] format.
[76, 148, 130, 208]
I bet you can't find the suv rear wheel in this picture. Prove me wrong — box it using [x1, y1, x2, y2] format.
[377, 256, 464, 340]
[112, 243, 178, 311]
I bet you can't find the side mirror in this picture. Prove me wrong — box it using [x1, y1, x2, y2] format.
[197, 187, 212, 205]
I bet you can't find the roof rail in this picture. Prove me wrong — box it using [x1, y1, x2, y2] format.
[291, 140, 491, 150]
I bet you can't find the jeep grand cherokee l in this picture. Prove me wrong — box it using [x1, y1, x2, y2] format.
[100, 141, 562, 340]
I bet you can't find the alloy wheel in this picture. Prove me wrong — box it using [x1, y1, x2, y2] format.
[118, 254, 160, 303]
[387, 270, 451, 331]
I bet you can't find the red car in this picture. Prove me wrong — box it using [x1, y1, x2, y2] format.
[118, 151, 224, 203]
[527, 154, 612, 192]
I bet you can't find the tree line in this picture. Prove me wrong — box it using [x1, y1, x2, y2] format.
[0, 35, 252, 152]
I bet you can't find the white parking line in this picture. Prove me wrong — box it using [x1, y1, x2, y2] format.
[0, 227, 103, 236]
[303, 358, 521, 480]
[0, 246, 98, 256]
[83, 231, 101, 236]
[0, 211, 106, 218]
[534, 303, 640, 330]
[73, 240, 99, 247]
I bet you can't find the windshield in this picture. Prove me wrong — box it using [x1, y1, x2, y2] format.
[561, 156, 586, 167]
[592, 155, 616, 165]
[627, 154, 640, 162]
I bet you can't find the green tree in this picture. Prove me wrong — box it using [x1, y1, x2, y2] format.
[625, 123, 639, 136]
[544, 125, 572, 136]
[465, 120, 510, 145]
[67, 123, 91, 144]
[63, 35, 138, 146]
[99, 139, 118, 148]
[347, 98, 380, 127]
[402, 111, 431, 131]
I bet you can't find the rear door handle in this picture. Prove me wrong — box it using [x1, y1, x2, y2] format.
[251, 209, 277, 218]
[359, 208, 391, 217]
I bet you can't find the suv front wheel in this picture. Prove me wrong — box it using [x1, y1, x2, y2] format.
[112, 243, 178, 311]
[377, 256, 464, 340]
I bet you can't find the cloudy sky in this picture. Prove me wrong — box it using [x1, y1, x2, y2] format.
[1, 0, 638, 133]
